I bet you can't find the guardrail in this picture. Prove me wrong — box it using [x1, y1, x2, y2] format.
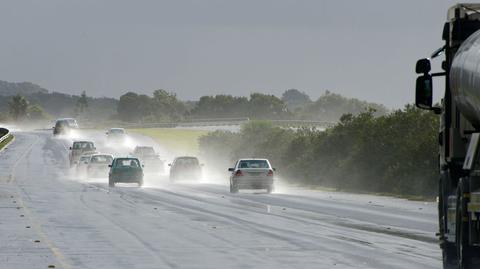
[269, 120, 336, 128]
[0, 127, 11, 144]
[80, 118, 336, 129]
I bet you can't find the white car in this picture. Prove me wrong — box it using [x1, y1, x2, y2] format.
[87, 154, 114, 178]
[228, 159, 275, 193]
[106, 128, 127, 141]
[76, 154, 92, 175]
[132, 146, 165, 174]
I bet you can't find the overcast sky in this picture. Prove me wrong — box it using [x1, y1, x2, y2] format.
[0, 0, 460, 108]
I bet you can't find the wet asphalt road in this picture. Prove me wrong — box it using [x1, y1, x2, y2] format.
[0, 131, 441, 269]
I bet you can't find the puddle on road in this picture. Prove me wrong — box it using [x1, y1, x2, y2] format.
[335, 221, 438, 244]
[330, 235, 373, 247]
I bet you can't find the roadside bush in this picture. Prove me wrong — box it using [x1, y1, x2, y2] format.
[199, 105, 439, 197]
[0, 112, 8, 122]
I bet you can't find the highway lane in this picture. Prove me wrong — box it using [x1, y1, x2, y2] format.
[0, 131, 441, 269]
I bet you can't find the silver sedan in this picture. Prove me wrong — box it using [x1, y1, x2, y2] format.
[228, 159, 275, 193]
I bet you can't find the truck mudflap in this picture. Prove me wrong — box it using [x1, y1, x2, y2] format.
[468, 192, 480, 218]
[466, 191, 480, 248]
[446, 195, 457, 242]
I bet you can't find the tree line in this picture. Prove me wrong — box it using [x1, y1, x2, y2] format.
[0, 91, 117, 123]
[199, 105, 438, 197]
[0, 79, 388, 124]
[116, 88, 388, 123]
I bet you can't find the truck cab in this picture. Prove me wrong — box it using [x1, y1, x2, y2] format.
[415, 4, 480, 268]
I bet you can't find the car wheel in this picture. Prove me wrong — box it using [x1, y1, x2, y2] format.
[266, 185, 274, 194]
[109, 177, 115, 187]
[230, 183, 238, 194]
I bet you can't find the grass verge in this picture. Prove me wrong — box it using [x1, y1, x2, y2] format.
[129, 128, 208, 155]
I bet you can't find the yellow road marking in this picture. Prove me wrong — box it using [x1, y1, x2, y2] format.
[9, 135, 73, 269]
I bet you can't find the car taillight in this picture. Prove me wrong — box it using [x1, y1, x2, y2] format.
[267, 170, 274, 176]
[235, 170, 243, 176]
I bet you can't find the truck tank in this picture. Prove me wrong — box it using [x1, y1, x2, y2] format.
[451, 29, 480, 128]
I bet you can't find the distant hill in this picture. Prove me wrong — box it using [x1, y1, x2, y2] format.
[0, 80, 118, 121]
[0, 80, 49, 96]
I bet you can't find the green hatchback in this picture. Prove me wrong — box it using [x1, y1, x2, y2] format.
[108, 157, 144, 187]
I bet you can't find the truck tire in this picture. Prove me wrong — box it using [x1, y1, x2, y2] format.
[438, 172, 459, 268]
[439, 173, 448, 236]
[441, 242, 457, 269]
[109, 177, 115, 187]
[456, 178, 474, 269]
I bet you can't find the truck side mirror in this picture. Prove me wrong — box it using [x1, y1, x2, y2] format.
[228, 168, 234, 172]
[416, 74, 433, 110]
[416, 58, 431, 74]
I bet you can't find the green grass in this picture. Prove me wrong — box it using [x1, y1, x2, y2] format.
[129, 128, 209, 155]
[0, 135, 14, 151]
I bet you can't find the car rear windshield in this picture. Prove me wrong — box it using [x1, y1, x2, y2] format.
[116, 159, 140, 167]
[238, 160, 269, 169]
[136, 147, 155, 156]
[73, 142, 94, 149]
[110, 129, 125, 134]
[176, 158, 199, 166]
[56, 121, 66, 127]
[91, 155, 113, 163]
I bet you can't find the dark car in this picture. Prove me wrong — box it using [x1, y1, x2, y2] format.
[169, 156, 202, 182]
[132, 146, 164, 174]
[229, 159, 275, 193]
[108, 157, 144, 187]
[53, 118, 79, 136]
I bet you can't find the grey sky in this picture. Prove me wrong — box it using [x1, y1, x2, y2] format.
[0, 0, 459, 108]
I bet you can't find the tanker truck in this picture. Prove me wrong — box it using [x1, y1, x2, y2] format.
[415, 4, 480, 268]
